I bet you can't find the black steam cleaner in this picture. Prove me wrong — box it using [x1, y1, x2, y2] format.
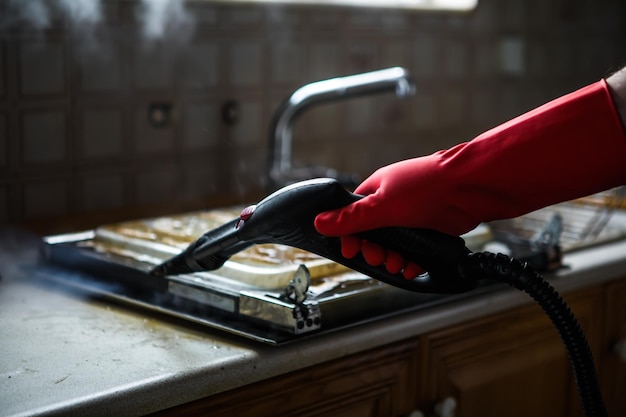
[151, 178, 606, 417]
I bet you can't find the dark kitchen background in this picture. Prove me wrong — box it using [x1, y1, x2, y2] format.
[0, 0, 624, 232]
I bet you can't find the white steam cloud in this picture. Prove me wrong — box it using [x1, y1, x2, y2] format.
[2, 0, 195, 44]
[135, 0, 195, 44]
[57, 0, 102, 26]
[3, 0, 102, 29]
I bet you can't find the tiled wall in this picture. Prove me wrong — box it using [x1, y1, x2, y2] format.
[1, 0, 625, 229]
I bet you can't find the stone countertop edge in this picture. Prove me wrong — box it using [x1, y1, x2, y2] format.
[2, 238, 626, 417]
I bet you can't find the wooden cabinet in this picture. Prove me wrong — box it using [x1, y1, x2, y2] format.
[150, 339, 421, 417]
[418, 288, 604, 417]
[600, 279, 626, 416]
[151, 278, 626, 417]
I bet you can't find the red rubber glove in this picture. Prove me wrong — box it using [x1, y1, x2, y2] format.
[315, 79, 626, 279]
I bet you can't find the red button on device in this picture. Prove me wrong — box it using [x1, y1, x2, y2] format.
[240, 205, 256, 220]
[236, 204, 256, 229]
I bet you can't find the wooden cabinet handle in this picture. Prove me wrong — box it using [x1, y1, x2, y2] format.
[434, 396, 457, 417]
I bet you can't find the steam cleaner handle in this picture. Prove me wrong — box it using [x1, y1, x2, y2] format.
[346, 213, 473, 293]
[232, 178, 474, 292]
[357, 226, 471, 276]
[304, 181, 474, 292]
[337, 186, 471, 270]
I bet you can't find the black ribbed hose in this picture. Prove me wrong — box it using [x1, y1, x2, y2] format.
[463, 252, 607, 417]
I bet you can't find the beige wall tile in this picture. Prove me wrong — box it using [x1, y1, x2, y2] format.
[19, 40, 66, 96]
[182, 160, 219, 199]
[182, 102, 218, 151]
[310, 42, 341, 80]
[414, 92, 437, 129]
[23, 180, 68, 219]
[229, 41, 263, 87]
[21, 110, 67, 164]
[270, 39, 304, 85]
[444, 40, 469, 78]
[181, 43, 219, 90]
[132, 45, 175, 90]
[78, 42, 123, 93]
[0, 41, 5, 98]
[380, 41, 412, 70]
[413, 36, 438, 77]
[80, 109, 123, 159]
[440, 90, 467, 126]
[0, 185, 7, 223]
[345, 96, 374, 136]
[80, 173, 124, 211]
[0, 113, 6, 167]
[134, 165, 179, 205]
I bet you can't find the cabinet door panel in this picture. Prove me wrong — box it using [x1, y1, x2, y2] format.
[601, 279, 626, 416]
[150, 339, 420, 417]
[421, 288, 603, 417]
[448, 336, 569, 417]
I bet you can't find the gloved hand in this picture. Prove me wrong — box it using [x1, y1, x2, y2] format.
[315, 79, 626, 279]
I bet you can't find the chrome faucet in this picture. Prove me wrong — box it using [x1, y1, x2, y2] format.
[267, 67, 416, 190]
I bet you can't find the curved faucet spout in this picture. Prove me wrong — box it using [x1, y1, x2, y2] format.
[268, 67, 416, 190]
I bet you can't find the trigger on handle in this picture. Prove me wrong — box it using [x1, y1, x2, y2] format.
[360, 227, 470, 273]
[354, 227, 475, 294]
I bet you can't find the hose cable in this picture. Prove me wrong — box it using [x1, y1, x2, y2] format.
[463, 252, 607, 417]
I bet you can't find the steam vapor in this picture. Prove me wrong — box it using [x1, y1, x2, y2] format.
[3, 0, 103, 29]
[136, 0, 195, 44]
[1, 0, 196, 44]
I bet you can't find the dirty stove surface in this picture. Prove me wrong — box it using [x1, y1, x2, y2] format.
[39, 209, 496, 345]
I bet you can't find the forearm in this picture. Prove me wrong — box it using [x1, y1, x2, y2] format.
[606, 66, 626, 131]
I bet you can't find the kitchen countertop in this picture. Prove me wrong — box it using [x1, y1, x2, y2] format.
[2, 222, 626, 417]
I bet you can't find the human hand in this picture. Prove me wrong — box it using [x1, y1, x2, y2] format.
[314, 152, 482, 279]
